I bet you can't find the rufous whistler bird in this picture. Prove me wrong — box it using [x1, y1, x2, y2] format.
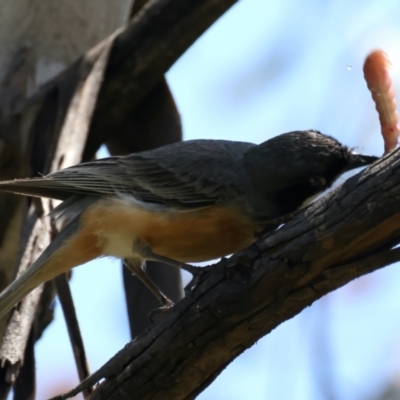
[0, 130, 377, 317]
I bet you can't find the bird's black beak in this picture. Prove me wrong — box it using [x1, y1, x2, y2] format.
[346, 153, 378, 171]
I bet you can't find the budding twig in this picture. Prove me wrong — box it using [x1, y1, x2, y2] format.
[363, 50, 400, 154]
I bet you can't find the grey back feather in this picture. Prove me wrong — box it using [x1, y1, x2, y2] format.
[6, 139, 255, 208]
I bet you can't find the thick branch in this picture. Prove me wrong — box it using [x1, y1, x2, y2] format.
[55, 150, 400, 400]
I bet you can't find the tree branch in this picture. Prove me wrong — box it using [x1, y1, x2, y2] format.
[54, 274, 92, 397]
[51, 150, 400, 400]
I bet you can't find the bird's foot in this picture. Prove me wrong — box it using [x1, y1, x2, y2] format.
[149, 299, 175, 323]
[183, 264, 215, 296]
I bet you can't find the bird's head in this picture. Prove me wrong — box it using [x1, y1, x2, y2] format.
[245, 130, 378, 216]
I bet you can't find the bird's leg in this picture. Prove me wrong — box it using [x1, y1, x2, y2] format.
[133, 240, 215, 299]
[123, 258, 174, 308]
[133, 239, 205, 276]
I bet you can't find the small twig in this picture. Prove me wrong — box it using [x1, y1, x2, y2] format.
[55, 274, 92, 398]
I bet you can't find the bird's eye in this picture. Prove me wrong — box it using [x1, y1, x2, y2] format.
[308, 176, 326, 187]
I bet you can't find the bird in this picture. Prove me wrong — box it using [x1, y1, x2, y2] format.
[0, 130, 377, 318]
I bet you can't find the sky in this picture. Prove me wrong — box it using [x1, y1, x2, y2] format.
[34, 0, 400, 399]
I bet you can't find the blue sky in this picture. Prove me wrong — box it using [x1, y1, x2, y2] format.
[36, 1, 400, 399]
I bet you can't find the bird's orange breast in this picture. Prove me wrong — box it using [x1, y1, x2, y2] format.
[80, 197, 262, 263]
[139, 206, 261, 262]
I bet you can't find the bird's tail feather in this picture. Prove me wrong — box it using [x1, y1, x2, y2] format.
[0, 216, 81, 319]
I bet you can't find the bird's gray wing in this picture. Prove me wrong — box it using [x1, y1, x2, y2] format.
[0, 140, 254, 207]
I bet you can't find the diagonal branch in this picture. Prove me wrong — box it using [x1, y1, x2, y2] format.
[54, 274, 92, 398]
[52, 149, 400, 400]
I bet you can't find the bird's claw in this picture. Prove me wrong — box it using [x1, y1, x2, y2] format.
[149, 299, 175, 323]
